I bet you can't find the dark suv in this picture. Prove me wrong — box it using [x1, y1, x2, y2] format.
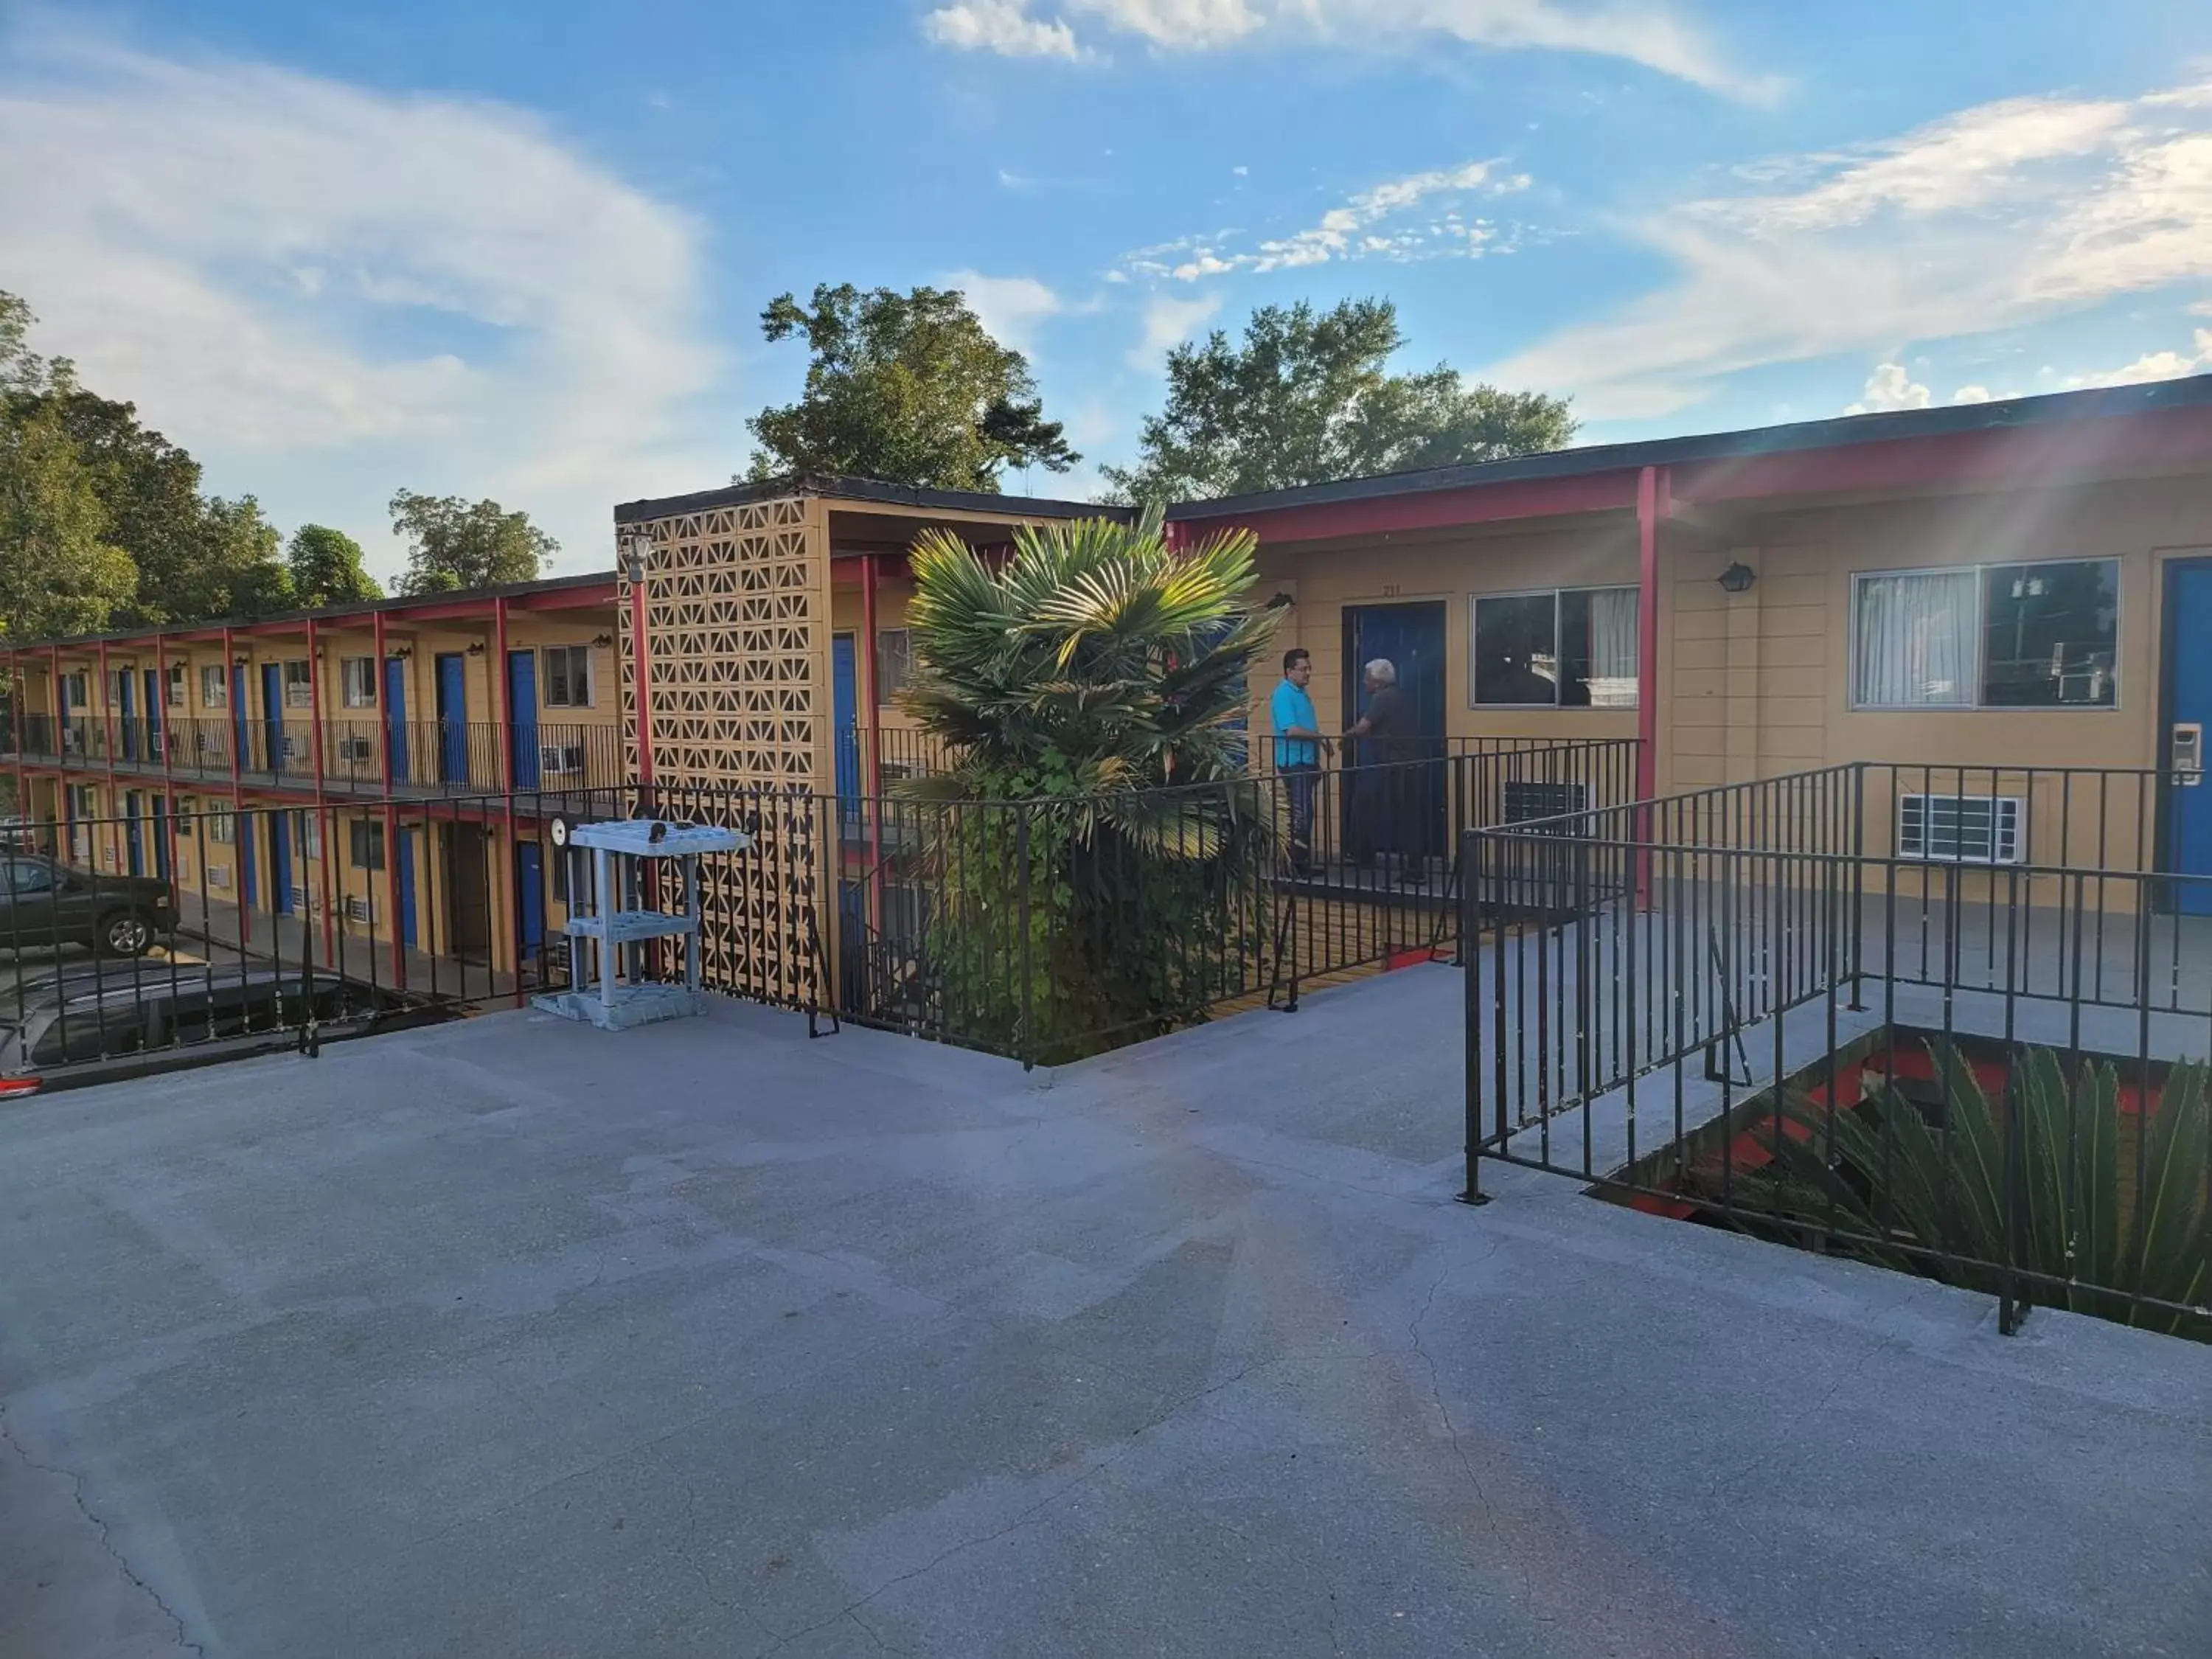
[0, 858, 177, 957]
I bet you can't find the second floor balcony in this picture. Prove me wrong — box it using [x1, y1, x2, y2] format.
[10, 712, 629, 799]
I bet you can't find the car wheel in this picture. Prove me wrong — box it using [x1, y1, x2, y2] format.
[98, 911, 155, 957]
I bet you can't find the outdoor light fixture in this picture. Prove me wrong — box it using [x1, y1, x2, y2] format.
[591, 633, 614, 649]
[1265, 591, 1296, 611]
[1717, 562, 1757, 594]
[466, 642, 485, 657]
[618, 530, 655, 587]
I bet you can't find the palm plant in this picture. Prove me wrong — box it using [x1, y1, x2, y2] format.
[1746, 1045, 2208, 1340]
[894, 507, 1281, 1060]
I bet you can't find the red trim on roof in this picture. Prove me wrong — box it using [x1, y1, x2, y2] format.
[1195, 472, 1638, 546]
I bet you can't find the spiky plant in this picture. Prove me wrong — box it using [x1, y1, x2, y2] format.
[894, 507, 1281, 1060]
[1745, 1046, 2208, 1340]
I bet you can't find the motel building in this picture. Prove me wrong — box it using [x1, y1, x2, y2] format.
[8, 374, 2212, 995]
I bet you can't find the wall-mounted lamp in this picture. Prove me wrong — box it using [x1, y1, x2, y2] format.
[1717, 561, 1757, 594]
[466, 641, 485, 658]
[617, 529, 655, 587]
[389, 647, 412, 662]
[1264, 591, 1296, 611]
[591, 633, 614, 650]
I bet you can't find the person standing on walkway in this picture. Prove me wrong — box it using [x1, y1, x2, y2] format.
[1346, 658, 1413, 879]
[1270, 647, 1326, 875]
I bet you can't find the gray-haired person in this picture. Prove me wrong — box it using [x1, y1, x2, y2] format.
[1346, 658, 1416, 880]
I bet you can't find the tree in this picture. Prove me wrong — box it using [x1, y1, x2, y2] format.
[1101, 298, 1576, 504]
[900, 509, 1279, 1060]
[0, 402, 139, 641]
[288, 524, 382, 609]
[389, 490, 556, 596]
[745, 283, 1077, 491]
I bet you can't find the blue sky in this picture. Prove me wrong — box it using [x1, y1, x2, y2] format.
[2, 1, 2209, 581]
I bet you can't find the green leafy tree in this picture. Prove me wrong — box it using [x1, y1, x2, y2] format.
[287, 524, 382, 608]
[746, 283, 1077, 491]
[0, 402, 139, 641]
[898, 509, 1279, 1060]
[1102, 297, 1575, 504]
[389, 490, 557, 596]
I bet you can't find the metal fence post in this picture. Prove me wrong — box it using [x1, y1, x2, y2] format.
[1460, 827, 1489, 1205]
[1848, 762, 1868, 1010]
[1016, 801, 1034, 1071]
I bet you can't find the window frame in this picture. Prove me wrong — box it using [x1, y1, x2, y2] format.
[874, 627, 914, 706]
[1468, 584, 1642, 711]
[201, 664, 229, 709]
[1848, 557, 2122, 713]
[282, 658, 314, 710]
[339, 657, 378, 709]
[165, 664, 187, 709]
[349, 819, 386, 872]
[540, 644, 593, 710]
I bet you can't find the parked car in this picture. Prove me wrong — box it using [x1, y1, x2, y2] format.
[0, 857, 176, 957]
[0, 964, 417, 1080]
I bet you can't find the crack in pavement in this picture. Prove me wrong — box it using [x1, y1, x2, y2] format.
[0, 1398, 205, 1658]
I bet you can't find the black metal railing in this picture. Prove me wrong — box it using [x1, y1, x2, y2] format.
[1462, 759, 2212, 1340]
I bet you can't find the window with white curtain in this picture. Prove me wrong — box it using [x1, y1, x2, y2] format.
[1851, 560, 2118, 709]
[1471, 587, 1639, 708]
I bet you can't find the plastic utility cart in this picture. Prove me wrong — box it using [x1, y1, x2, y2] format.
[532, 814, 751, 1030]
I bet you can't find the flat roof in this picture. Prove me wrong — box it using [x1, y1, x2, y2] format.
[613, 471, 1125, 526]
[1167, 373, 2212, 519]
[10, 568, 619, 653]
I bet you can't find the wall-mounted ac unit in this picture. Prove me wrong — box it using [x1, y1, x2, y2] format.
[337, 737, 377, 764]
[1898, 793, 2023, 865]
[291, 886, 322, 913]
[539, 743, 586, 776]
[280, 736, 310, 764]
[208, 864, 231, 889]
[344, 895, 374, 924]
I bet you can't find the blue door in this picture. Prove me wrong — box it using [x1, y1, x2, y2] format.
[232, 665, 251, 773]
[515, 840, 545, 957]
[143, 669, 161, 762]
[261, 663, 286, 779]
[832, 634, 860, 827]
[114, 672, 136, 763]
[2166, 560, 2212, 915]
[240, 803, 257, 911]
[1341, 602, 1449, 861]
[152, 796, 169, 881]
[435, 653, 468, 785]
[384, 658, 410, 782]
[269, 811, 293, 914]
[123, 793, 145, 877]
[396, 825, 419, 947]
[507, 650, 540, 791]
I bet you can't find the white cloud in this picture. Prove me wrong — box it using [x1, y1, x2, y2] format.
[922, 0, 1771, 98]
[1124, 159, 1523, 280]
[943, 271, 1065, 353]
[2062, 329, 2212, 388]
[0, 32, 727, 573]
[1843, 362, 1930, 414]
[922, 1, 1082, 58]
[1489, 79, 2212, 419]
[1128, 291, 1223, 369]
[1952, 384, 1993, 404]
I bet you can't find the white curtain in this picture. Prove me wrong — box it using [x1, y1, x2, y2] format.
[1587, 588, 1640, 708]
[1854, 571, 1977, 707]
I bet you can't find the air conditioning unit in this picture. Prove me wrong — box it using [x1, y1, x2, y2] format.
[337, 736, 377, 764]
[1898, 793, 2023, 865]
[291, 885, 322, 913]
[540, 743, 586, 776]
[208, 864, 232, 889]
[344, 895, 375, 924]
[280, 736, 310, 763]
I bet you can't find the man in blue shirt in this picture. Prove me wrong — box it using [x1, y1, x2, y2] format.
[1270, 647, 1326, 874]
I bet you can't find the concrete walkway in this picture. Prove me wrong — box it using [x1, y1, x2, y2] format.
[0, 969, 2206, 1657]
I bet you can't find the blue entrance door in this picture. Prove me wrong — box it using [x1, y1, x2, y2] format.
[232, 665, 251, 773]
[143, 669, 161, 763]
[384, 658, 410, 782]
[1340, 602, 1449, 860]
[269, 811, 294, 914]
[261, 663, 286, 779]
[239, 802, 257, 912]
[507, 650, 540, 790]
[152, 796, 169, 880]
[123, 793, 145, 877]
[2166, 560, 2212, 915]
[397, 825, 418, 947]
[515, 840, 545, 958]
[832, 634, 860, 829]
[435, 653, 468, 785]
[114, 672, 136, 764]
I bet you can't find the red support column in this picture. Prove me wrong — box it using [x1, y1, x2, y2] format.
[97, 639, 119, 874]
[384, 800, 405, 991]
[1634, 465, 1667, 905]
[307, 617, 335, 968]
[155, 636, 179, 891]
[494, 597, 523, 1006]
[630, 572, 654, 793]
[860, 553, 885, 932]
[224, 625, 249, 947]
[373, 610, 392, 792]
[47, 645, 62, 853]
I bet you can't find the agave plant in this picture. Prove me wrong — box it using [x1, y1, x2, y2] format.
[894, 507, 1282, 1060]
[1747, 1044, 2208, 1340]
